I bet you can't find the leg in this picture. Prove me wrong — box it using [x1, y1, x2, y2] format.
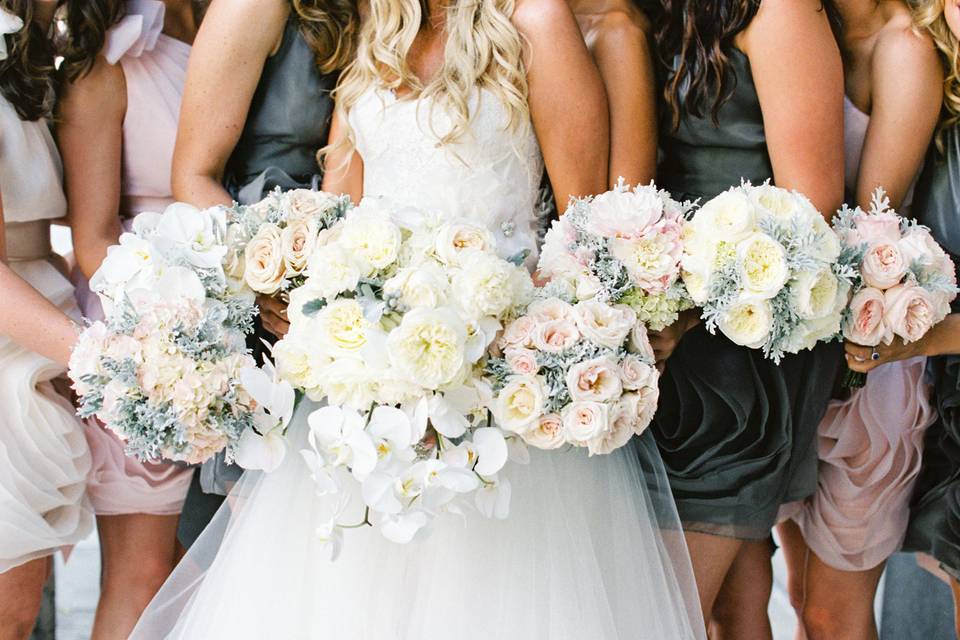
[684, 530, 744, 623]
[951, 577, 960, 639]
[91, 513, 181, 640]
[710, 539, 774, 640]
[0, 556, 51, 640]
[776, 520, 809, 639]
[800, 550, 884, 640]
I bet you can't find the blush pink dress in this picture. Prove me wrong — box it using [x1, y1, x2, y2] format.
[74, 0, 193, 516]
[785, 97, 935, 571]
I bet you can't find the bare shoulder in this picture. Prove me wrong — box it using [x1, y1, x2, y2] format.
[512, 0, 577, 39]
[750, 0, 833, 33]
[201, 0, 288, 51]
[741, 0, 835, 54]
[874, 7, 940, 75]
[585, 4, 651, 56]
[206, 0, 288, 25]
[59, 54, 125, 120]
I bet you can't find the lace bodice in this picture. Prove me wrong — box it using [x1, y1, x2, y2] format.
[349, 88, 544, 264]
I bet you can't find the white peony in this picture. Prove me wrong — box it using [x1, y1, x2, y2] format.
[718, 300, 774, 349]
[338, 205, 402, 275]
[384, 264, 450, 309]
[316, 299, 370, 354]
[305, 244, 362, 300]
[387, 307, 467, 389]
[698, 189, 755, 242]
[737, 233, 790, 301]
[451, 252, 523, 320]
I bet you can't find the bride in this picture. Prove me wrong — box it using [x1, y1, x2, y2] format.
[132, 0, 705, 637]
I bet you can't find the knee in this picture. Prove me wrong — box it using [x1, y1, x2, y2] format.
[0, 606, 41, 640]
[101, 555, 174, 601]
[801, 600, 845, 640]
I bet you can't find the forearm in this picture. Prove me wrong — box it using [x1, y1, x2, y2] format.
[0, 263, 78, 366]
[923, 314, 960, 358]
[173, 170, 234, 208]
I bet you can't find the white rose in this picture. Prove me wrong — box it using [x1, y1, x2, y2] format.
[681, 269, 711, 306]
[223, 224, 248, 280]
[531, 319, 581, 352]
[500, 315, 537, 348]
[791, 268, 840, 320]
[384, 264, 450, 309]
[586, 399, 636, 455]
[493, 374, 546, 434]
[387, 307, 467, 389]
[575, 274, 603, 300]
[628, 323, 656, 361]
[452, 252, 521, 319]
[573, 300, 634, 349]
[698, 189, 756, 242]
[718, 300, 774, 349]
[434, 222, 495, 265]
[283, 189, 340, 221]
[619, 354, 657, 390]
[566, 356, 623, 403]
[244, 223, 286, 294]
[505, 347, 539, 376]
[304, 244, 362, 301]
[521, 413, 567, 450]
[621, 387, 658, 437]
[280, 215, 319, 275]
[563, 401, 611, 443]
[339, 206, 402, 275]
[737, 233, 790, 301]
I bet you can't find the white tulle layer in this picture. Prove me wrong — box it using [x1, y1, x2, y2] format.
[133, 400, 705, 639]
[0, 260, 93, 573]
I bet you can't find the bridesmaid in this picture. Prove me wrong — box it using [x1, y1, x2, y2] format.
[56, 1, 202, 636]
[646, 1, 845, 636]
[169, 0, 356, 548]
[778, 1, 942, 637]
[0, 1, 93, 637]
[565, 0, 657, 187]
[851, 0, 960, 633]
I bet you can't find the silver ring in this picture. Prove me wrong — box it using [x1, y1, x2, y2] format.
[871, 350, 881, 361]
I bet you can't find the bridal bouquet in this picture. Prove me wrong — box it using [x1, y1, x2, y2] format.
[681, 181, 850, 362]
[538, 179, 693, 331]
[834, 188, 958, 386]
[68, 204, 290, 466]
[273, 199, 535, 551]
[485, 296, 660, 456]
[224, 188, 352, 297]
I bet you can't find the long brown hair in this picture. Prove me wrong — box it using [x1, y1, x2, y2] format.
[653, 0, 839, 129]
[290, 0, 359, 74]
[57, 0, 124, 81]
[0, 0, 58, 120]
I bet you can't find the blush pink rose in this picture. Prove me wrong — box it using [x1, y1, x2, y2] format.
[884, 284, 936, 343]
[861, 243, 908, 290]
[852, 212, 902, 246]
[843, 287, 888, 346]
[500, 315, 537, 349]
[586, 401, 635, 456]
[619, 354, 657, 391]
[566, 356, 623, 402]
[532, 319, 580, 353]
[505, 347, 539, 376]
[629, 323, 657, 361]
[521, 413, 567, 450]
[563, 401, 611, 443]
[527, 297, 575, 323]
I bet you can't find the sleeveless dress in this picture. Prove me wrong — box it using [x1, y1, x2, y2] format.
[0, 96, 94, 572]
[653, 49, 843, 540]
[785, 97, 935, 571]
[73, 0, 192, 516]
[902, 124, 960, 578]
[177, 16, 338, 549]
[131, 87, 706, 640]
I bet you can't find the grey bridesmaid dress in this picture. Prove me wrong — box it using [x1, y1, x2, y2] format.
[177, 16, 337, 548]
[902, 126, 960, 577]
[652, 50, 843, 540]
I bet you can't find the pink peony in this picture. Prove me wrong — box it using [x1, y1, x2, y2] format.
[843, 287, 888, 346]
[884, 284, 937, 343]
[861, 243, 908, 289]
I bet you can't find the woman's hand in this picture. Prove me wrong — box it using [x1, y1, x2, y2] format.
[257, 294, 290, 338]
[647, 309, 700, 371]
[844, 338, 925, 373]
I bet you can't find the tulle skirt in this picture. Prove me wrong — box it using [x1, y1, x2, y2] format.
[788, 357, 935, 571]
[133, 400, 706, 639]
[0, 259, 94, 572]
[72, 213, 192, 516]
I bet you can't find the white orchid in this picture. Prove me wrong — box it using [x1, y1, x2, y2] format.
[475, 476, 511, 520]
[306, 406, 378, 481]
[235, 362, 295, 472]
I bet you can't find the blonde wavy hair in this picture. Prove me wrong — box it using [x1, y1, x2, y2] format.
[331, 0, 529, 150]
[911, 0, 960, 143]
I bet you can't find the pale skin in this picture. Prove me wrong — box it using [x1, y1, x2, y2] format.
[649, 1, 845, 637]
[57, 3, 199, 638]
[171, 0, 309, 337]
[772, 4, 942, 640]
[323, 0, 610, 209]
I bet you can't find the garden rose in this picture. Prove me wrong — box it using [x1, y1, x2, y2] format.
[566, 356, 623, 403]
[492, 375, 545, 434]
[843, 287, 888, 346]
[884, 284, 936, 343]
[532, 319, 581, 353]
[563, 401, 611, 443]
[574, 300, 634, 349]
[521, 413, 567, 450]
[861, 243, 907, 289]
[244, 223, 286, 294]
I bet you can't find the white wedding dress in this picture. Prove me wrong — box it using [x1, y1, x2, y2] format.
[132, 88, 706, 640]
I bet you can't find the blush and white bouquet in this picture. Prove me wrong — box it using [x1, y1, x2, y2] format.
[224, 187, 352, 298]
[834, 188, 958, 386]
[485, 296, 660, 456]
[538, 179, 693, 331]
[272, 198, 535, 552]
[681, 181, 850, 362]
[68, 204, 291, 467]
